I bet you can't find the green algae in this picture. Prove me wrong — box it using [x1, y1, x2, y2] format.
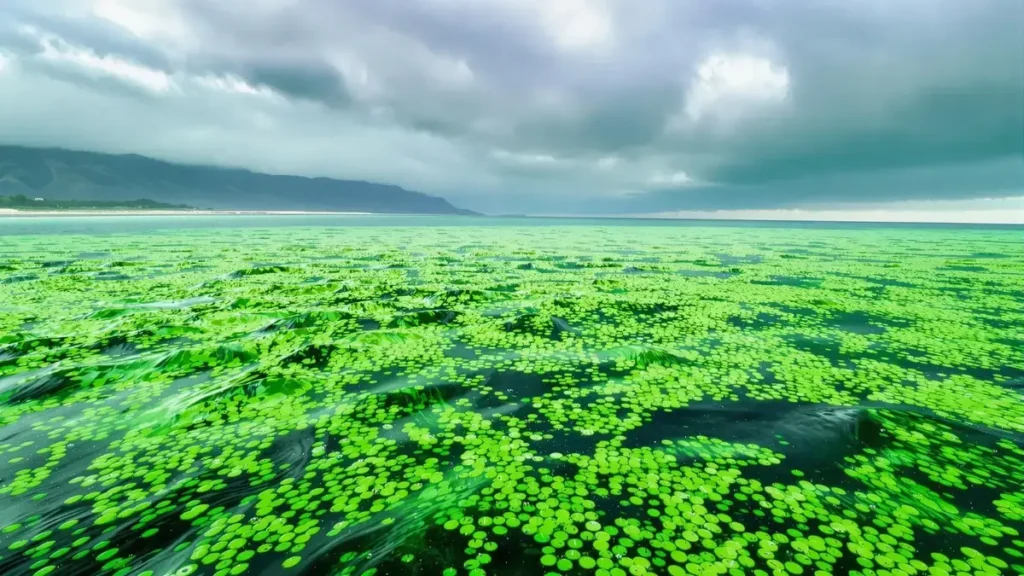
[0, 223, 1023, 575]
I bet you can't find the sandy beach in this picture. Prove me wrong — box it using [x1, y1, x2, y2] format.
[0, 209, 374, 218]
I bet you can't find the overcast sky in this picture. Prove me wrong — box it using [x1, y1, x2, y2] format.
[0, 0, 1021, 219]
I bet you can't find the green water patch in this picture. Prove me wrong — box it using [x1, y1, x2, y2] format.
[679, 269, 735, 279]
[260, 310, 380, 333]
[1, 224, 1023, 576]
[503, 313, 579, 341]
[727, 310, 783, 330]
[1, 273, 39, 284]
[751, 276, 825, 289]
[228, 265, 293, 278]
[389, 310, 462, 329]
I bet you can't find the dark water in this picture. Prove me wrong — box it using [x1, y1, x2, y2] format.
[2, 213, 1022, 236]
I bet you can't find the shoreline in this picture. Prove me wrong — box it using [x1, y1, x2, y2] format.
[0, 209, 377, 218]
[0, 209, 1017, 227]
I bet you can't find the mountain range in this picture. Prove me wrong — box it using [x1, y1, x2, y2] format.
[0, 145, 476, 214]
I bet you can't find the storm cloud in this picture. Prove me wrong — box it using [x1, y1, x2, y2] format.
[0, 0, 1020, 214]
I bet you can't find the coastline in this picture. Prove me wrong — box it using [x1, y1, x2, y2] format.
[0, 209, 376, 218]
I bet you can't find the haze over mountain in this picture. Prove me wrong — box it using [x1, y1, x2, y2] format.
[0, 145, 475, 214]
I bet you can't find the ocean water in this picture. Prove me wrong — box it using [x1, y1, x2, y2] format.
[1, 216, 1022, 576]
[4, 214, 1024, 236]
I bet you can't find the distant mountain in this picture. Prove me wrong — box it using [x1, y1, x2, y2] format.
[0, 194, 196, 210]
[0, 145, 477, 214]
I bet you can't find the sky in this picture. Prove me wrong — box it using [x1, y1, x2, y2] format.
[0, 0, 1021, 221]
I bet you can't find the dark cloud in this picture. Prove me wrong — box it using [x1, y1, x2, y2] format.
[0, 26, 43, 57]
[448, 157, 1024, 214]
[711, 84, 1024, 186]
[621, 159, 1024, 212]
[0, 0, 1020, 215]
[506, 86, 682, 156]
[242, 64, 351, 105]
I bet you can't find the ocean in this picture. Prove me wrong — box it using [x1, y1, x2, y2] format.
[1, 215, 1022, 576]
